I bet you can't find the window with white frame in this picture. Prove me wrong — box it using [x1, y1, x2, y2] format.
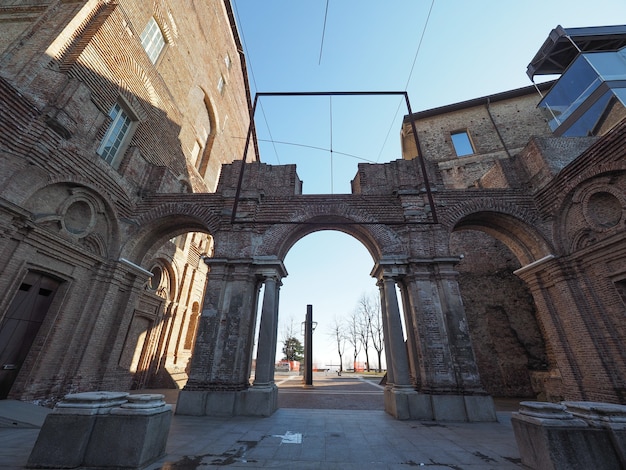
[97, 103, 134, 165]
[140, 17, 165, 64]
[451, 130, 475, 157]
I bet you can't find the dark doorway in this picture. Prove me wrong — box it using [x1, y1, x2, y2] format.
[0, 272, 60, 398]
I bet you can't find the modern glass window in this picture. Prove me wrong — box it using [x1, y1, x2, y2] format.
[538, 47, 626, 136]
[97, 103, 133, 165]
[451, 131, 474, 157]
[140, 17, 165, 64]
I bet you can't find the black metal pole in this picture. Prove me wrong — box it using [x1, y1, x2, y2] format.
[304, 304, 313, 387]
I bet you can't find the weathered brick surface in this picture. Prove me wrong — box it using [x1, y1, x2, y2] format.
[1, 1, 626, 409]
[0, 0, 253, 401]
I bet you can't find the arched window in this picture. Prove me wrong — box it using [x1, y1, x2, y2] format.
[140, 17, 166, 64]
[184, 302, 200, 350]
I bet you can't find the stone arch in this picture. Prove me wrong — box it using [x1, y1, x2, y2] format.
[445, 203, 553, 400]
[123, 201, 221, 264]
[253, 212, 406, 262]
[444, 201, 553, 266]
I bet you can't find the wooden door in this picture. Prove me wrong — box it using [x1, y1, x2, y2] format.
[0, 272, 60, 398]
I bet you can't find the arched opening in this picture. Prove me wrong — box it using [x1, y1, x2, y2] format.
[273, 230, 387, 410]
[451, 211, 553, 403]
[121, 217, 214, 391]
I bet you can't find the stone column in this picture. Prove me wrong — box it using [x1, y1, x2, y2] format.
[377, 279, 394, 386]
[373, 259, 428, 420]
[253, 275, 281, 387]
[382, 276, 412, 389]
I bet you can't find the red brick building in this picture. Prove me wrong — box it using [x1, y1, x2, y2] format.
[0, 0, 255, 400]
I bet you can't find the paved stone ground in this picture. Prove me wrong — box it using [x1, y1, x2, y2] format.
[277, 372, 385, 410]
[0, 373, 524, 469]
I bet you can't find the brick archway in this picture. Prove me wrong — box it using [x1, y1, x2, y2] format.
[132, 161, 496, 421]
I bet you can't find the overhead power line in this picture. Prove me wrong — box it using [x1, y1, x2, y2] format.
[319, 0, 330, 65]
[232, 0, 281, 164]
[376, 0, 436, 162]
[233, 136, 377, 163]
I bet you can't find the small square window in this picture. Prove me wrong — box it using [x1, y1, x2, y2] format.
[451, 131, 474, 157]
[97, 103, 135, 165]
[140, 17, 165, 64]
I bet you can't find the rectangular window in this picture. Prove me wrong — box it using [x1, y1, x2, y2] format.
[217, 75, 225, 95]
[451, 130, 475, 157]
[615, 279, 626, 306]
[140, 17, 165, 64]
[97, 103, 134, 165]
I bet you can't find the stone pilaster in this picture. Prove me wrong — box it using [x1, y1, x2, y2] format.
[178, 258, 260, 416]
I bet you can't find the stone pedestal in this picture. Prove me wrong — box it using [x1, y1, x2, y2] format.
[84, 394, 172, 468]
[384, 388, 496, 422]
[176, 386, 279, 417]
[562, 401, 626, 468]
[511, 401, 621, 470]
[27, 391, 172, 469]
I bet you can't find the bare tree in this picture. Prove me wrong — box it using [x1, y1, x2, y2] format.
[356, 294, 376, 372]
[280, 316, 299, 344]
[327, 316, 346, 375]
[368, 298, 385, 372]
[346, 311, 362, 371]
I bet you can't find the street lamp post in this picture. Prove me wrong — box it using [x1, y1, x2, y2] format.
[302, 304, 317, 387]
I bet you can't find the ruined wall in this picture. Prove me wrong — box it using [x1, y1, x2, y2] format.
[402, 86, 552, 189]
[450, 230, 548, 398]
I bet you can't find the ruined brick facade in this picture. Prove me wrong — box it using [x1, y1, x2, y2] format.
[1, 2, 626, 421]
[0, 0, 254, 400]
[401, 85, 626, 403]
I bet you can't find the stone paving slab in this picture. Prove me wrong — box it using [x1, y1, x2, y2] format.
[0, 374, 523, 469]
[144, 409, 521, 469]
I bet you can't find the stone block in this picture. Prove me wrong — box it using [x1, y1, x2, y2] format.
[84, 394, 172, 468]
[384, 387, 413, 420]
[407, 393, 433, 420]
[512, 401, 620, 470]
[27, 392, 172, 469]
[27, 391, 129, 468]
[562, 401, 626, 468]
[236, 385, 278, 417]
[431, 395, 467, 421]
[204, 391, 237, 417]
[27, 413, 97, 468]
[464, 395, 497, 422]
[175, 390, 207, 416]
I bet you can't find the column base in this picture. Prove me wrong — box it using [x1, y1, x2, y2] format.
[384, 388, 496, 422]
[176, 385, 278, 417]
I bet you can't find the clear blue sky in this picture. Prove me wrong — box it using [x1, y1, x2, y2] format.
[231, 0, 626, 369]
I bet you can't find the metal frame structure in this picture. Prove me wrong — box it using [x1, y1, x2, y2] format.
[231, 91, 438, 225]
